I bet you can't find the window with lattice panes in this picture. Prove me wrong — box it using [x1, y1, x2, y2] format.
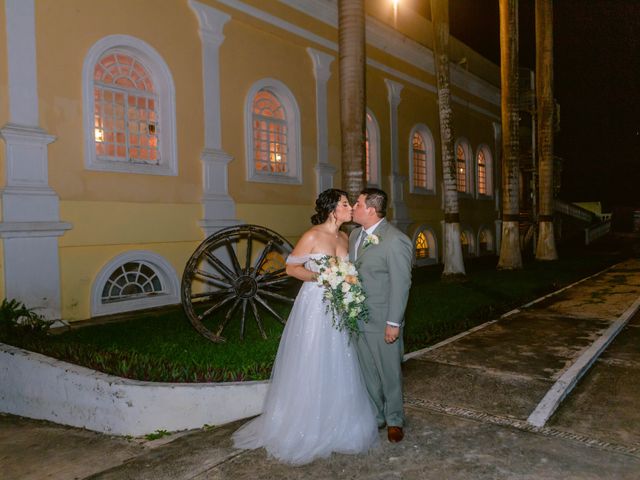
[252, 90, 288, 175]
[412, 132, 428, 189]
[101, 261, 164, 304]
[415, 231, 430, 259]
[456, 144, 466, 192]
[94, 52, 159, 165]
[477, 150, 487, 195]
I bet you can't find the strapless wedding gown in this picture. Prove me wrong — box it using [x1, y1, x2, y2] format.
[232, 253, 378, 465]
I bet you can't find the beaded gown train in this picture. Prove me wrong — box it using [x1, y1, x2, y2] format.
[232, 253, 378, 465]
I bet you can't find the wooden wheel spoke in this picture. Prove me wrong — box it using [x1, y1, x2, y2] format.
[254, 294, 286, 325]
[197, 294, 235, 321]
[258, 288, 296, 303]
[224, 238, 243, 275]
[256, 267, 286, 282]
[244, 233, 253, 274]
[215, 298, 241, 337]
[239, 299, 248, 340]
[252, 241, 274, 276]
[190, 288, 233, 300]
[194, 269, 232, 288]
[257, 275, 290, 287]
[249, 299, 267, 339]
[204, 251, 236, 281]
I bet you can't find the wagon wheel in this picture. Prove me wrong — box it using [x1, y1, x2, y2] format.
[181, 224, 298, 343]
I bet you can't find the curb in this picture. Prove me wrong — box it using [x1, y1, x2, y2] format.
[0, 343, 268, 436]
[404, 262, 618, 362]
[527, 294, 640, 427]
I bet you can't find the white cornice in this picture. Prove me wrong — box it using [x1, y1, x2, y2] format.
[215, 0, 499, 114]
[277, 0, 500, 107]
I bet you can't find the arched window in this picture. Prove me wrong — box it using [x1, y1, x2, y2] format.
[413, 226, 438, 266]
[409, 124, 435, 194]
[478, 227, 494, 254]
[366, 109, 381, 186]
[245, 79, 301, 184]
[476, 145, 493, 197]
[416, 231, 429, 259]
[83, 35, 177, 175]
[253, 90, 288, 174]
[94, 53, 159, 164]
[455, 138, 473, 194]
[92, 251, 180, 316]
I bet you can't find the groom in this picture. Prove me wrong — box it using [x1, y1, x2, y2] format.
[350, 188, 413, 443]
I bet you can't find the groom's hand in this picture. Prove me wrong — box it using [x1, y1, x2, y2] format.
[384, 325, 400, 344]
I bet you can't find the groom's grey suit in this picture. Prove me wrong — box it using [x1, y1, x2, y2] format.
[349, 218, 413, 428]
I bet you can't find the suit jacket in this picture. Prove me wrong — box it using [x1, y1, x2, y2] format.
[349, 218, 413, 333]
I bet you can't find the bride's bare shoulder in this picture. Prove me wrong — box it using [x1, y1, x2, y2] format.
[291, 228, 320, 256]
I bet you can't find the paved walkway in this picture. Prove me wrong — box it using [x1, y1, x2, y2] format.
[2, 259, 640, 479]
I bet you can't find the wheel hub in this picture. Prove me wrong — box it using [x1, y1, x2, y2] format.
[234, 275, 258, 298]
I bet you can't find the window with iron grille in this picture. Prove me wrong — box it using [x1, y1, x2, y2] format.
[415, 231, 430, 259]
[456, 144, 467, 192]
[253, 90, 288, 174]
[477, 149, 487, 195]
[83, 36, 177, 176]
[245, 79, 301, 184]
[412, 132, 427, 189]
[101, 261, 164, 304]
[409, 124, 435, 194]
[94, 52, 159, 165]
[476, 145, 493, 197]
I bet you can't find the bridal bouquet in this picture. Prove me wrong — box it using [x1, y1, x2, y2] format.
[314, 256, 368, 337]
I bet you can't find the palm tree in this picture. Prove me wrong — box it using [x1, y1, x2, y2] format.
[497, 0, 523, 270]
[431, 0, 465, 276]
[338, 0, 366, 202]
[534, 0, 558, 260]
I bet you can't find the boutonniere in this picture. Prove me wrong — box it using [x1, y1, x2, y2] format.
[363, 234, 380, 248]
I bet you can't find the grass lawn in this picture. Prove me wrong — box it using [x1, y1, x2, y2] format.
[1, 241, 630, 383]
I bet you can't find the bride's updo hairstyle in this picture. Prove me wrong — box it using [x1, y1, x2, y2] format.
[311, 188, 348, 225]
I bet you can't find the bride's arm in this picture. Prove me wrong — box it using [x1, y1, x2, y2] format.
[286, 230, 318, 282]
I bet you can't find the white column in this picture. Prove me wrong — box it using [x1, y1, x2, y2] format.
[307, 48, 336, 194]
[0, 0, 71, 319]
[384, 78, 411, 233]
[189, 0, 238, 236]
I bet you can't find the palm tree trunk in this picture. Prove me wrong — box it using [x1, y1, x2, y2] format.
[431, 0, 465, 276]
[338, 0, 366, 203]
[497, 0, 523, 270]
[534, 0, 558, 260]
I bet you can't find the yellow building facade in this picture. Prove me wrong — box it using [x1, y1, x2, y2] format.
[0, 0, 501, 322]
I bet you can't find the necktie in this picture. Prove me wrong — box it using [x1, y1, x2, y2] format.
[356, 230, 367, 259]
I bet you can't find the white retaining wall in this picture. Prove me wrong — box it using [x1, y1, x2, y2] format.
[0, 343, 268, 436]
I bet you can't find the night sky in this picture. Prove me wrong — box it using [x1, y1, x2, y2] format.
[448, 0, 640, 210]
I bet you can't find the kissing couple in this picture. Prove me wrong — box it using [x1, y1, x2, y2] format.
[232, 188, 413, 465]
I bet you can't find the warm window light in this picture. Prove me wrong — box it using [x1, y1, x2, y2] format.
[94, 128, 104, 142]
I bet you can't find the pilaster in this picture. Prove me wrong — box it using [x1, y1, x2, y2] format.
[1, 1, 71, 318]
[307, 48, 336, 194]
[189, 0, 239, 236]
[384, 78, 411, 233]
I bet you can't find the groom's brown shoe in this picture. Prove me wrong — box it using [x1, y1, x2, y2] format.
[387, 426, 404, 443]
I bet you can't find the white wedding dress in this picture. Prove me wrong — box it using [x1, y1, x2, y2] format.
[232, 253, 378, 465]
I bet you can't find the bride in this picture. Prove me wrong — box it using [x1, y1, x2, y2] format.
[232, 189, 379, 465]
